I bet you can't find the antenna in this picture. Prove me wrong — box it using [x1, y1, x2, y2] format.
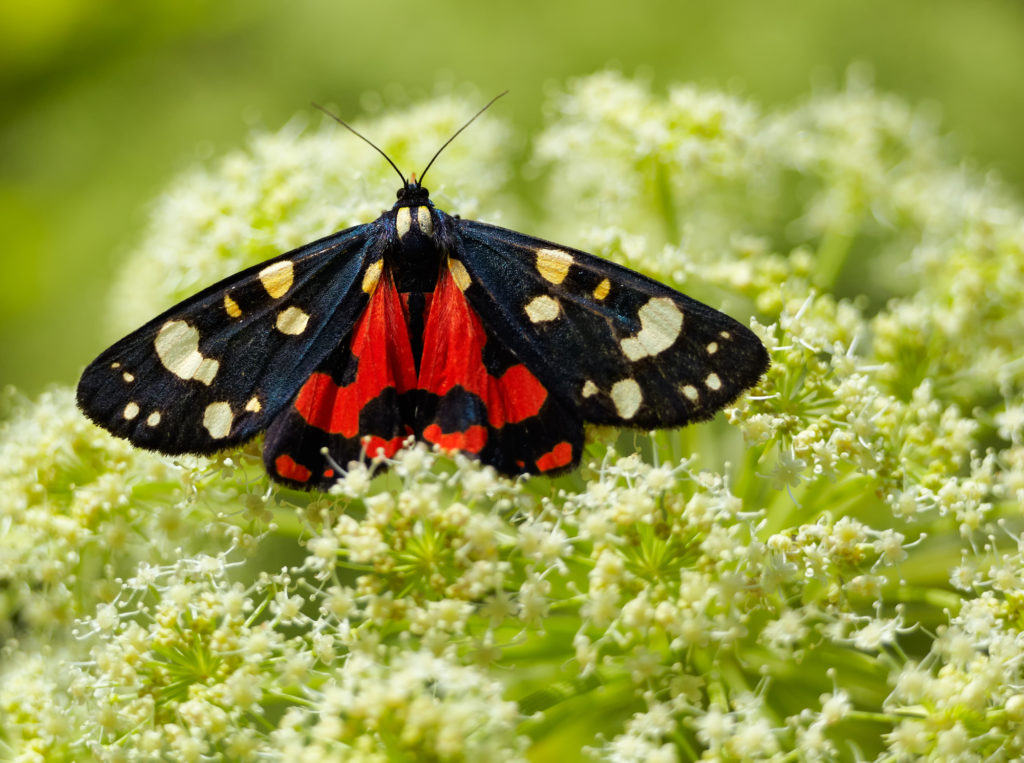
[418, 90, 509, 187]
[312, 102, 406, 186]
[313, 91, 509, 189]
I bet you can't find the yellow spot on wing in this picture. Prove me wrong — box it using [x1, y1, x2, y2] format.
[535, 248, 573, 285]
[122, 372, 134, 383]
[449, 259, 471, 291]
[203, 402, 234, 439]
[245, 396, 261, 413]
[524, 295, 560, 323]
[276, 306, 309, 335]
[362, 260, 383, 293]
[593, 278, 610, 300]
[258, 260, 294, 299]
[224, 294, 242, 318]
[582, 380, 599, 398]
[123, 402, 140, 420]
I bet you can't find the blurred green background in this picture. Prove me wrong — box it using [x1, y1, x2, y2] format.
[3, 0, 1024, 394]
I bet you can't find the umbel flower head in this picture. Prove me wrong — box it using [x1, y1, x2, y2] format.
[3, 71, 1024, 761]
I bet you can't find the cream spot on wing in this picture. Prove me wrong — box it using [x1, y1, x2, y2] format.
[122, 372, 134, 383]
[449, 259, 471, 291]
[524, 295, 560, 323]
[147, 411, 161, 426]
[245, 396, 262, 413]
[259, 260, 294, 299]
[276, 306, 309, 335]
[396, 207, 412, 238]
[706, 342, 718, 355]
[111, 362, 121, 369]
[195, 358, 219, 386]
[417, 206, 433, 235]
[582, 380, 599, 398]
[224, 294, 242, 318]
[362, 259, 383, 293]
[720, 330, 732, 339]
[705, 373, 722, 391]
[593, 278, 611, 300]
[203, 402, 233, 439]
[535, 248, 573, 285]
[681, 384, 699, 402]
[620, 297, 684, 361]
[154, 320, 219, 385]
[123, 402, 140, 420]
[611, 379, 642, 419]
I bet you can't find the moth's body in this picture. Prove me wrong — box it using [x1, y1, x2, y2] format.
[78, 178, 769, 490]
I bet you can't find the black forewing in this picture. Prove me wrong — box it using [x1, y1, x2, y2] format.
[77, 223, 381, 454]
[454, 219, 769, 429]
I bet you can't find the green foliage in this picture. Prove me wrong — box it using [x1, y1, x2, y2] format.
[3, 75, 1024, 761]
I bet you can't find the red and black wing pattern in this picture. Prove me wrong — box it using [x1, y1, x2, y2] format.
[77, 225, 378, 456]
[416, 262, 583, 476]
[79, 177, 769, 490]
[263, 269, 417, 488]
[453, 219, 769, 434]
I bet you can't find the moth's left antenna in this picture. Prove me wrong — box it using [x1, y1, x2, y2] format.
[313, 102, 407, 186]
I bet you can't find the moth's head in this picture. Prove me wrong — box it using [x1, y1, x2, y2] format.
[396, 174, 431, 207]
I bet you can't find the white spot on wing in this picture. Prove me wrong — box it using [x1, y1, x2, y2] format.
[681, 384, 699, 402]
[582, 380, 599, 398]
[154, 320, 219, 385]
[203, 402, 233, 439]
[123, 402, 140, 420]
[258, 261, 294, 299]
[524, 295, 560, 323]
[535, 248, 573, 284]
[610, 378, 642, 419]
[417, 206, 433, 235]
[620, 297, 683, 361]
[706, 342, 718, 355]
[245, 396, 261, 413]
[396, 207, 412, 238]
[147, 411, 161, 426]
[705, 373, 722, 391]
[276, 306, 309, 335]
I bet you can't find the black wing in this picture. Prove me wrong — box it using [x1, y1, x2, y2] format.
[454, 220, 769, 429]
[77, 224, 381, 455]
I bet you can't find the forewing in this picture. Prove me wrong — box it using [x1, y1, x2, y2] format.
[77, 224, 379, 455]
[456, 220, 769, 429]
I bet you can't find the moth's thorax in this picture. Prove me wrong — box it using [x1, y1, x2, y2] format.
[388, 202, 443, 293]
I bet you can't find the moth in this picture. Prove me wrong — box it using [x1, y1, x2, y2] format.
[77, 95, 769, 489]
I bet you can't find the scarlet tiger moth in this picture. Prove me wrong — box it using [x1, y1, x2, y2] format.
[77, 94, 769, 490]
